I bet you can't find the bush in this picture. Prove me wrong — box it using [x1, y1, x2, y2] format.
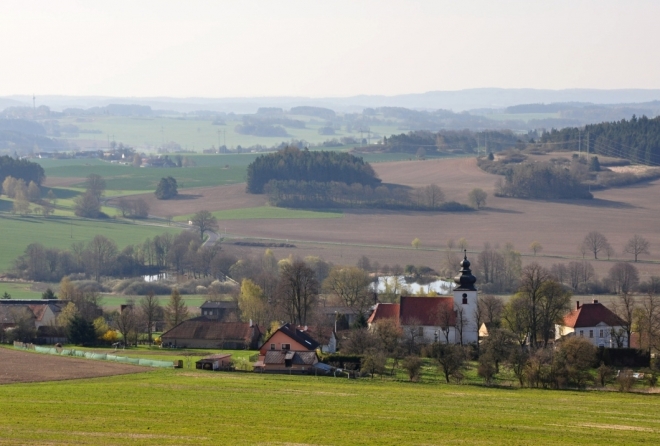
[617, 369, 636, 392]
[71, 280, 106, 294]
[402, 355, 423, 382]
[122, 281, 172, 296]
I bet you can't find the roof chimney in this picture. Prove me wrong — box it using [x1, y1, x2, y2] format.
[249, 319, 253, 327]
[576, 301, 580, 310]
[593, 299, 599, 304]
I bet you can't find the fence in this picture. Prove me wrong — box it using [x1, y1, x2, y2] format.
[13, 342, 175, 368]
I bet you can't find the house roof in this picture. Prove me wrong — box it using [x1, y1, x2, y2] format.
[562, 303, 625, 328]
[399, 296, 455, 326]
[200, 300, 238, 310]
[261, 323, 320, 351]
[161, 318, 260, 341]
[263, 350, 318, 365]
[367, 303, 400, 324]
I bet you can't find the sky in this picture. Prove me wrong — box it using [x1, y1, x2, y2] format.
[2, 0, 659, 98]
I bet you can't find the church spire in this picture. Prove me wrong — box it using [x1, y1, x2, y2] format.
[454, 250, 477, 291]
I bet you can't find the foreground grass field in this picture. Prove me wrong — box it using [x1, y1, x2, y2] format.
[1, 367, 659, 445]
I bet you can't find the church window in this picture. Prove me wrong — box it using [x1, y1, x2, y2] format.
[462, 293, 468, 305]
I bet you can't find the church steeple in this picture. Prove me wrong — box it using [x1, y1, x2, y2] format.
[453, 250, 477, 291]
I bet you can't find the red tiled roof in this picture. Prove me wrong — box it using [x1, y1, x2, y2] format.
[367, 303, 400, 324]
[400, 296, 455, 326]
[562, 303, 625, 328]
[162, 318, 260, 341]
[27, 305, 47, 321]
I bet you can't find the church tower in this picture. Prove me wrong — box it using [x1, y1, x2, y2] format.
[453, 250, 478, 344]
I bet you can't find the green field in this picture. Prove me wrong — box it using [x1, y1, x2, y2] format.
[1, 361, 659, 445]
[56, 115, 402, 151]
[175, 206, 343, 222]
[0, 214, 179, 272]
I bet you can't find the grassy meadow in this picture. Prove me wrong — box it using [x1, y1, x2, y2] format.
[1, 365, 659, 445]
[0, 214, 178, 272]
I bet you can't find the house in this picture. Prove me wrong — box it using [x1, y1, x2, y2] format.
[199, 300, 238, 320]
[0, 299, 68, 330]
[160, 317, 262, 349]
[253, 323, 321, 373]
[195, 353, 232, 371]
[254, 350, 319, 373]
[368, 252, 479, 345]
[555, 300, 628, 348]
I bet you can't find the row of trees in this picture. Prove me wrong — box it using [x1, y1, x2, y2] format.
[581, 231, 651, 262]
[264, 180, 472, 211]
[0, 155, 45, 186]
[246, 146, 381, 194]
[496, 162, 593, 199]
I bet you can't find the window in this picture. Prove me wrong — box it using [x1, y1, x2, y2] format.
[599, 329, 604, 338]
[462, 293, 468, 305]
[589, 330, 593, 338]
[579, 330, 584, 337]
[270, 343, 275, 350]
[281, 343, 290, 350]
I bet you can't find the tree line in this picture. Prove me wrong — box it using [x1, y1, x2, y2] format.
[264, 180, 473, 211]
[0, 155, 45, 186]
[246, 146, 381, 194]
[540, 115, 660, 166]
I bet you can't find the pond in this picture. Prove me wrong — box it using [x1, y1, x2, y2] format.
[143, 273, 173, 283]
[372, 275, 454, 295]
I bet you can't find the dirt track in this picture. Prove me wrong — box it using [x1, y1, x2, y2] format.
[0, 348, 148, 384]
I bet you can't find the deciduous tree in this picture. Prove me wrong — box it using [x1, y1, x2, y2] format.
[581, 231, 611, 260]
[623, 234, 650, 262]
[191, 210, 218, 241]
[468, 188, 487, 209]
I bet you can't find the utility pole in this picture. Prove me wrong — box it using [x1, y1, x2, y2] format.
[586, 132, 590, 161]
[578, 129, 581, 155]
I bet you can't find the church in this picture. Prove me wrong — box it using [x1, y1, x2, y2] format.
[367, 251, 479, 345]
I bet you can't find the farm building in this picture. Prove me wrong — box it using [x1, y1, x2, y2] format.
[254, 350, 319, 373]
[195, 354, 232, 371]
[368, 253, 479, 345]
[555, 300, 628, 348]
[160, 317, 262, 349]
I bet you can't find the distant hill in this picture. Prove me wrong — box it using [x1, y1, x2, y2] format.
[4, 89, 660, 114]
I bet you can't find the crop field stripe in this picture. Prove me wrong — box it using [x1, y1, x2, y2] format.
[174, 206, 343, 221]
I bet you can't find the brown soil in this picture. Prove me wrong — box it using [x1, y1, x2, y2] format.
[0, 348, 148, 384]
[137, 157, 660, 278]
[120, 183, 267, 217]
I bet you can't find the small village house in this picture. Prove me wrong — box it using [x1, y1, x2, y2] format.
[555, 300, 628, 348]
[253, 323, 321, 373]
[161, 317, 262, 349]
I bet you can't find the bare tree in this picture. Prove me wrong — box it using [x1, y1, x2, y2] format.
[430, 343, 466, 384]
[537, 280, 571, 347]
[422, 184, 445, 208]
[479, 295, 504, 325]
[581, 231, 611, 260]
[611, 292, 637, 348]
[191, 210, 218, 241]
[467, 188, 487, 209]
[276, 260, 318, 326]
[529, 241, 543, 256]
[567, 261, 595, 291]
[85, 235, 118, 282]
[608, 262, 639, 294]
[402, 317, 424, 354]
[517, 263, 551, 349]
[113, 303, 137, 346]
[323, 266, 372, 319]
[623, 234, 650, 262]
[139, 292, 161, 344]
[454, 304, 468, 345]
[164, 288, 189, 329]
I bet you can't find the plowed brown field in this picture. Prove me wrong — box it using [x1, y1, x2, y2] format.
[0, 348, 148, 384]
[143, 157, 660, 278]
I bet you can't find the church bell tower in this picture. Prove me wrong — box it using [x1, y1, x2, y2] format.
[453, 250, 478, 344]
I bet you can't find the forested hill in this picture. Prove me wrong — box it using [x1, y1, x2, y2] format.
[540, 115, 660, 166]
[246, 147, 380, 194]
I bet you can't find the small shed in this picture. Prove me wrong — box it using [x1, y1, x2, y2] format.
[195, 354, 233, 371]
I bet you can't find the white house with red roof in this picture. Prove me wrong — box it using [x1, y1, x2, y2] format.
[368, 252, 479, 345]
[555, 300, 628, 348]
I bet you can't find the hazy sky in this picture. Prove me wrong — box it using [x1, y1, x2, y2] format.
[2, 0, 659, 97]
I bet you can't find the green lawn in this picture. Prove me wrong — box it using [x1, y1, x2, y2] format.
[0, 214, 179, 272]
[0, 362, 659, 445]
[0, 282, 43, 299]
[101, 294, 207, 310]
[175, 206, 343, 222]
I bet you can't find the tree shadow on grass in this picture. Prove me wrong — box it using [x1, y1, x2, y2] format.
[480, 207, 523, 214]
[170, 194, 202, 200]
